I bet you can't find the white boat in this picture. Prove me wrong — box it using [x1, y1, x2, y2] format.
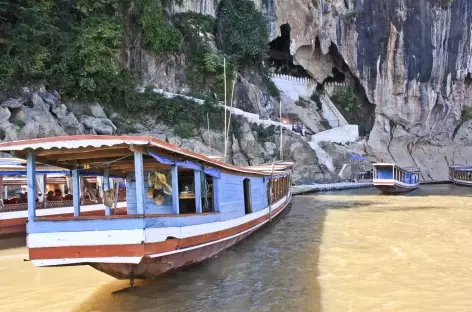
[372, 163, 420, 194]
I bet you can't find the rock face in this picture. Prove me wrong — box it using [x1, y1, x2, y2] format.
[3, 0, 471, 183]
[0, 88, 118, 140]
[168, 0, 472, 180]
[0, 87, 333, 183]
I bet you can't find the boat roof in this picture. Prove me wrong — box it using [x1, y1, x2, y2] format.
[449, 164, 472, 168]
[1, 176, 98, 186]
[0, 157, 69, 174]
[242, 162, 295, 172]
[0, 135, 292, 177]
[373, 163, 420, 172]
[453, 166, 472, 171]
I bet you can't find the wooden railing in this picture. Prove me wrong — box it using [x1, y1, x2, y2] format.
[0, 191, 127, 212]
[453, 170, 472, 181]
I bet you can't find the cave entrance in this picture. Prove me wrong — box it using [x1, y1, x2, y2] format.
[323, 67, 346, 84]
[266, 23, 310, 78]
[465, 73, 472, 86]
[315, 42, 375, 136]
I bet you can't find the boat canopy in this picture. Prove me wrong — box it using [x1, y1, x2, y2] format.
[451, 165, 472, 171]
[0, 135, 291, 177]
[373, 163, 420, 173]
[0, 157, 69, 175]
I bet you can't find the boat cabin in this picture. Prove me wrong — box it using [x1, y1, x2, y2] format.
[372, 163, 420, 194]
[0, 135, 293, 277]
[373, 163, 420, 185]
[448, 165, 472, 185]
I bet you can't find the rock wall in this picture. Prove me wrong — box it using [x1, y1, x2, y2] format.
[4, 0, 470, 182]
[0, 88, 343, 184]
[219, 0, 472, 181]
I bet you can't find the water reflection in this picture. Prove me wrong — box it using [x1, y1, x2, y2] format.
[1, 185, 472, 311]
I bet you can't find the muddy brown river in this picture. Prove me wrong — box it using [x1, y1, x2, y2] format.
[1, 185, 471, 311]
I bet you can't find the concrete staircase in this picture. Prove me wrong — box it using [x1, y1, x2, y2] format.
[143, 87, 292, 130]
[319, 92, 349, 127]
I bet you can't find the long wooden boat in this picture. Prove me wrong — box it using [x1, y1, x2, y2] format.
[0, 158, 127, 237]
[0, 135, 293, 282]
[372, 163, 420, 194]
[448, 165, 472, 186]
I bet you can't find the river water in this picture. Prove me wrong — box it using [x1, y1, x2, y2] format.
[1, 184, 471, 312]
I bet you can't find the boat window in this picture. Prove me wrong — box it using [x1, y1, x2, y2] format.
[203, 175, 215, 213]
[177, 169, 215, 214]
[243, 178, 252, 214]
[177, 169, 197, 214]
[269, 176, 289, 205]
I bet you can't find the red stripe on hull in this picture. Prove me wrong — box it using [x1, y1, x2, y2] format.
[29, 199, 288, 260]
[30, 197, 291, 280]
[453, 180, 472, 187]
[0, 208, 127, 238]
[374, 184, 419, 194]
[91, 227, 258, 279]
[91, 198, 291, 279]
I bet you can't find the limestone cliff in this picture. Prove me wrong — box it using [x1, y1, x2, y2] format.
[169, 0, 472, 180]
[3, 0, 471, 182]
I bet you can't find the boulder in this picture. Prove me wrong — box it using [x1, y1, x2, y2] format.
[39, 91, 60, 106]
[81, 116, 115, 135]
[53, 105, 84, 135]
[31, 93, 49, 112]
[0, 107, 11, 122]
[236, 121, 266, 165]
[89, 103, 108, 119]
[231, 134, 249, 166]
[1, 98, 25, 109]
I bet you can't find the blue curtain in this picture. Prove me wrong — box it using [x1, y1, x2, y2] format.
[0, 170, 70, 176]
[148, 151, 221, 179]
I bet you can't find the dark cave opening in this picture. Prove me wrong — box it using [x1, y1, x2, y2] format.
[465, 73, 472, 86]
[324, 68, 346, 84]
[266, 23, 310, 78]
[319, 42, 376, 136]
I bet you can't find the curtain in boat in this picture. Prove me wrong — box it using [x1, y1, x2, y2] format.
[35, 174, 45, 202]
[148, 151, 221, 178]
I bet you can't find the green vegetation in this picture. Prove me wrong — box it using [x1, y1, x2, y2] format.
[216, 0, 268, 63]
[310, 92, 323, 111]
[0, 0, 271, 132]
[0, 0, 131, 104]
[137, 0, 182, 53]
[331, 86, 360, 112]
[12, 119, 25, 128]
[428, 0, 454, 8]
[125, 88, 224, 135]
[461, 106, 472, 121]
[295, 97, 310, 108]
[250, 124, 277, 145]
[262, 73, 280, 98]
[174, 12, 235, 100]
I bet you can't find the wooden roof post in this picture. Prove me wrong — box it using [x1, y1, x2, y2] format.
[103, 168, 111, 216]
[26, 150, 36, 222]
[194, 170, 202, 214]
[72, 166, 80, 217]
[133, 151, 145, 215]
[171, 165, 179, 214]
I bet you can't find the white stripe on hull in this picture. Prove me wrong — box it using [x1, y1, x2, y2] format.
[373, 179, 419, 189]
[0, 202, 126, 220]
[453, 179, 472, 186]
[31, 256, 142, 267]
[146, 195, 288, 243]
[29, 193, 291, 266]
[27, 229, 145, 248]
[148, 194, 289, 258]
[28, 195, 289, 248]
